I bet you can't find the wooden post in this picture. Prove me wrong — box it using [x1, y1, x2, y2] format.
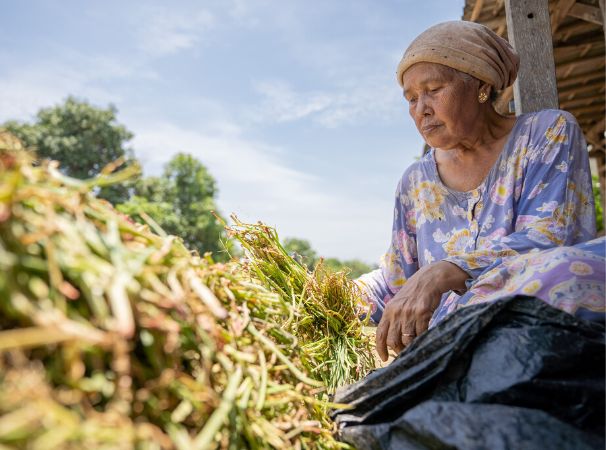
[600, 0, 605, 117]
[599, 0, 605, 219]
[505, 0, 559, 114]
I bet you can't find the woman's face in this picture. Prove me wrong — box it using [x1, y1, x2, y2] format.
[402, 62, 482, 150]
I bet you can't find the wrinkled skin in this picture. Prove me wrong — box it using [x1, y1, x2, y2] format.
[375, 62, 516, 361]
[375, 261, 468, 361]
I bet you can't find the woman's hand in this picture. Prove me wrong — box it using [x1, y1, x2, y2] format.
[375, 261, 468, 361]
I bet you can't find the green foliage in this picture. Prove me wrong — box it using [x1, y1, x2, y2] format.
[3, 97, 135, 204]
[322, 258, 375, 279]
[282, 237, 374, 278]
[282, 238, 318, 270]
[117, 153, 230, 261]
[593, 175, 603, 234]
[3, 98, 232, 260]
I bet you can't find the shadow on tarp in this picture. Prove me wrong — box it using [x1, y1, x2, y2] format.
[332, 296, 605, 450]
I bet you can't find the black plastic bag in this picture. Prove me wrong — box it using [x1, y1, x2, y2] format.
[332, 296, 605, 450]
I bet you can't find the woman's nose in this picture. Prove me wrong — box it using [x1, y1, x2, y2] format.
[415, 95, 432, 116]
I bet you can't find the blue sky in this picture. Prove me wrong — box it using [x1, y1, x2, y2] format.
[2, 0, 463, 263]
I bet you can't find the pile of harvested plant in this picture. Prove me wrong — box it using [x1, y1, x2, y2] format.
[226, 217, 375, 392]
[0, 132, 375, 449]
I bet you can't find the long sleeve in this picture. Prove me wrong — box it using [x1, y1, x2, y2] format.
[444, 111, 596, 281]
[356, 177, 420, 323]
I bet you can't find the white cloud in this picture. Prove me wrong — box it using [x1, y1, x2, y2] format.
[0, 1, 405, 263]
[136, 7, 216, 56]
[0, 47, 159, 123]
[0, 58, 393, 261]
[131, 120, 392, 262]
[0, 55, 394, 263]
[0, 54, 400, 262]
[251, 77, 403, 128]
[0, 63, 123, 122]
[132, 120, 314, 190]
[316, 80, 402, 128]
[224, 0, 269, 24]
[252, 80, 333, 123]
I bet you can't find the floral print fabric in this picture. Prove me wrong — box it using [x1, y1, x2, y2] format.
[357, 109, 604, 326]
[434, 237, 605, 324]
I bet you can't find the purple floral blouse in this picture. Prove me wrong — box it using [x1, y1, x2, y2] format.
[357, 109, 605, 326]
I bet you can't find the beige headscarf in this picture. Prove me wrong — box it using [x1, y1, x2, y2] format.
[396, 21, 520, 90]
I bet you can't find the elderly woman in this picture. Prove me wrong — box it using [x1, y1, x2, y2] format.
[356, 21, 605, 362]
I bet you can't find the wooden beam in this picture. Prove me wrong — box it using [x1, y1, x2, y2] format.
[555, 54, 606, 78]
[568, 3, 603, 25]
[600, 0, 605, 157]
[561, 96, 601, 110]
[560, 80, 606, 99]
[494, 85, 514, 114]
[493, 0, 505, 16]
[470, 0, 485, 22]
[556, 20, 603, 43]
[589, 117, 605, 134]
[556, 54, 605, 71]
[578, 119, 601, 131]
[557, 68, 604, 88]
[550, 0, 577, 34]
[586, 134, 605, 148]
[553, 42, 597, 60]
[573, 103, 605, 117]
[590, 148, 606, 220]
[505, 0, 559, 114]
[473, 16, 509, 31]
[587, 117, 606, 147]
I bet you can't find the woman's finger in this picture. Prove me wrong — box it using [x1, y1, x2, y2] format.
[415, 312, 431, 338]
[414, 296, 437, 337]
[400, 322, 416, 348]
[375, 317, 391, 362]
[387, 317, 404, 355]
[398, 298, 415, 348]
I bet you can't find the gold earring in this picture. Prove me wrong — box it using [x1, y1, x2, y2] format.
[478, 91, 488, 103]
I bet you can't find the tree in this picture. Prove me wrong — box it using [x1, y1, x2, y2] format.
[3, 97, 135, 204]
[322, 258, 374, 279]
[282, 238, 318, 270]
[282, 237, 374, 278]
[592, 175, 603, 234]
[117, 153, 230, 261]
[3, 98, 230, 259]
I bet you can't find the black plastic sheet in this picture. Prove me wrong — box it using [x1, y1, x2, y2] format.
[333, 296, 605, 450]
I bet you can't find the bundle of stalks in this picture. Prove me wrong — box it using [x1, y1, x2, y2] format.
[0, 131, 366, 449]
[226, 217, 375, 392]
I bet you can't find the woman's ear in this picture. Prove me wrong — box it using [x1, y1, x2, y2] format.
[479, 82, 491, 97]
[477, 82, 493, 104]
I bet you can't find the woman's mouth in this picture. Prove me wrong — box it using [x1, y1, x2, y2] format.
[421, 124, 440, 134]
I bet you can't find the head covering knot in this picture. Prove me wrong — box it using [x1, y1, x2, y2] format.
[396, 21, 520, 90]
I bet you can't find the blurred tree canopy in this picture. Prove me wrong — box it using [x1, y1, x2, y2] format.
[3, 97, 135, 204]
[1, 97, 422, 271]
[117, 153, 230, 261]
[592, 175, 603, 234]
[322, 258, 375, 279]
[282, 237, 374, 279]
[282, 237, 318, 270]
[3, 98, 229, 260]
